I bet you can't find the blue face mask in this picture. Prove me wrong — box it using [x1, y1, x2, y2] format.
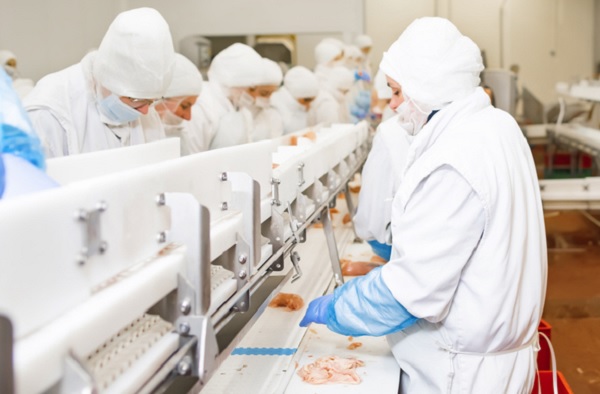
[98, 94, 142, 124]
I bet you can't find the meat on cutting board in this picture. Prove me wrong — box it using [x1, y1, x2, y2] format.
[297, 355, 365, 385]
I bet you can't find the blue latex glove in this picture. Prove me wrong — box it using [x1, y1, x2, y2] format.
[367, 240, 392, 261]
[299, 294, 334, 327]
[327, 266, 419, 337]
[0, 68, 45, 170]
[350, 104, 367, 120]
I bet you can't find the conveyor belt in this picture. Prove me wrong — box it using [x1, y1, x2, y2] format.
[200, 201, 400, 393]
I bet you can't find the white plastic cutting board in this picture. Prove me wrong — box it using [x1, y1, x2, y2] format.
[284, 324, 400, 393]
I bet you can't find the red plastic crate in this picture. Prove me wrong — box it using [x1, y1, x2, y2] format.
[537, 319, 552, 370]
[531, 371, 574, 394]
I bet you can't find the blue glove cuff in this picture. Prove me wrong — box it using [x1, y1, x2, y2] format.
[326, 266, 418, 337]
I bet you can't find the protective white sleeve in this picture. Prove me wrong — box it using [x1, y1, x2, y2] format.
[26, 109, 68, 158]
[353, 131, 394, 243]
[381, 165, 485, 322]
[180, 105, 211, 154]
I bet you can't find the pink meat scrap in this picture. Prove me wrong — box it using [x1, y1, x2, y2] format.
[297, 355, 365, 385]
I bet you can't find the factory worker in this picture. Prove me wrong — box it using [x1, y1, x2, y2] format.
[343, 45, 372, 122]
[355, 34, 374, 77]
[301, 17, 546, 394]
[199, 43, 263, 150]
[353, 118, 412, 261]
[318, 66, 355, 123]
[247, 58, 284, 142]
[271, 66, 320, 134]
[150, 54, 205, 155]
[0, 50, 34, 99]
[0, 68, 57, 199]
[313, 38, 345, 87]
[371, 69, 395, 122]
[24, 8, 175, 158]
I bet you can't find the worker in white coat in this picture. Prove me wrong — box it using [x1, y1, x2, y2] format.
[355, 34, 373, 78]
[318, 66, 354, 123]
[313, 38, 345, 88]
[301, 17, 547, 393]
[371, 69, 395, 123]
[23, 8, 175, 158]
[353, 117, 412, 261]
[247, 58, 284, 142]
[150, 54, 204, 155]
[270, 66, 320, 134]
[0, 68, 57, 199]
[199, 43, 263, 150]
[0, 50, 35, 99]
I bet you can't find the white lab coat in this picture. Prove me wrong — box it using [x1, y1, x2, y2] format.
[248, 105, 283, 142]
[353, 115, 412, 243]
[23, 53, 164, 158]
[153, 105, 211, 155]
[382, 88, 547, 393]
[270, 87, 311, 134]
[308, 90, 340, 127]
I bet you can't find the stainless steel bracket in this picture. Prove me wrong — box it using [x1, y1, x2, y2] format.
[271, 177, 281, 206]
[319, 206, 344, 287]
[74, 201, 108, 266]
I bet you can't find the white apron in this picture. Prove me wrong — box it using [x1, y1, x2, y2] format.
[383, 88, 547, 393]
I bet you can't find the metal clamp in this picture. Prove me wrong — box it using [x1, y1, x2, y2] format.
[74, 201, 108, 266]
[271, 177, 281, 206]
[290, 250, 303, 283]
[297, 162, 305, 187]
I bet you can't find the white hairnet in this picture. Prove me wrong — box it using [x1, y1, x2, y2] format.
[207, 43, 264, 88]
[355, 35, 373, 49]
[94, 8, 175, 99]
[379, 17, 483, 109]
[344, 45, 364, 62]
[284, 66, 319, 99]
[374, 69, 392, 100]
[314, 39, 344, 65]
[326, 66, 355, 91]
[165, 54, 203, 98]
[257, 58, 283, 86]
[0, 50, 16, 65]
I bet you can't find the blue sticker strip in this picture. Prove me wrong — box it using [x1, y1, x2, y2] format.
[231, 347, 297, 356]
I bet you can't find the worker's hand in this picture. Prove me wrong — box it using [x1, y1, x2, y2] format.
[299, 294, 334, 327]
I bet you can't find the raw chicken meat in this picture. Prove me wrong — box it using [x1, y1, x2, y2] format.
[268, 292, 304, 311]
[297, 355, 365, 385]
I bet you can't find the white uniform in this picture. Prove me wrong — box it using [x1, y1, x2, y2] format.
[308, 89, 341, 126]
[24, 54, 162, 157]
[23, 8, 174, 158]
[353, 115, 412, 243]
[249, 106, 283, 142]
[270, 87, 310, 134]
[382, 88, 547, 393]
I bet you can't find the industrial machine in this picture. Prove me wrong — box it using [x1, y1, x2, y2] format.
[540, 81, 600, 210]
[0, 122, 377, 393]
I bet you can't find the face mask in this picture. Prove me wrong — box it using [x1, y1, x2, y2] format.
[98, 94, 142, 124]
[396, 98, 429, 136]
[255, 97, 270, 109]
[237, 91, 255, 109]
[162, 109, 184, 126]
[4, 65, 16, 78]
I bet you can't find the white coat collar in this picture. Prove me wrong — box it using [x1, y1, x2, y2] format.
[403, 87, 490, 172]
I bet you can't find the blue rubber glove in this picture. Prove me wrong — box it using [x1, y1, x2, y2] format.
[299, 294, 334, 327]
[367, 240, 392, 261]
[327, 266, 419, 337]
[0, 68, 46, 170]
